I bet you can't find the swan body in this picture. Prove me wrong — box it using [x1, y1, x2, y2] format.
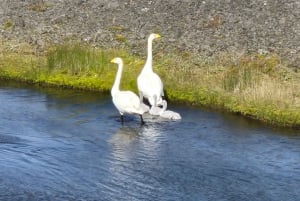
[150, 100, 181, 120]
[161, 109, 181, 120]
[110, 57, 145, 124]
[137, 33, 164, 107]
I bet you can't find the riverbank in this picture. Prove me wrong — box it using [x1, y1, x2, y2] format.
[1, 39, 299, 128]
[2, 0, 300, 67]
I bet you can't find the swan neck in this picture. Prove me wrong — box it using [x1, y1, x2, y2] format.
[111, 62, 123, 95]
[159, 100, 167, 115]
[144, 37, 153, 71]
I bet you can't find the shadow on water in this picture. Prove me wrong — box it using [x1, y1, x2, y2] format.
[1, 80, 300, 201]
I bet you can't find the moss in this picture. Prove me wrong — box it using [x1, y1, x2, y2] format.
[114, 34, 127, 43]
[2, 20, 13, 29]
[108, 25, 126, 31]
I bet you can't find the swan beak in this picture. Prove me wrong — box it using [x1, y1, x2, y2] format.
[110, 58, 115, 63]
[155, 34, 161, 38]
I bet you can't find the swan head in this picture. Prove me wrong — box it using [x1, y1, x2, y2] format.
[149, 33, 161, 41]
[110, 57, 123, 65]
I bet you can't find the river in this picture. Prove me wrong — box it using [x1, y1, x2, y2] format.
[0, 81, 299, 201]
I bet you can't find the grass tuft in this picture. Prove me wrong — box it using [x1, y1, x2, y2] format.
[47, 43, 109, 75]
[28, 1, 49, 12]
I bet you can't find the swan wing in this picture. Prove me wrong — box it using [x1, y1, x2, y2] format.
[112, 91, 144, 115]
[137, 72, 164, 98]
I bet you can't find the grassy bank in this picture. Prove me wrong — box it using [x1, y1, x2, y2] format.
[1, 39, 300, 128]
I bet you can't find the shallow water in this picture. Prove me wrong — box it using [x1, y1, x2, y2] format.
[0, 81, 300, 201]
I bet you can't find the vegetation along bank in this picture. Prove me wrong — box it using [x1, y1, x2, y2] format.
[0, 1, 300, 128]
[1, 40, 299, 128]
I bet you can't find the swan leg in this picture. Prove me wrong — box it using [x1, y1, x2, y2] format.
[153, 95, 157, 107]
[120, 115, 124, 124]
[139, 91, 143, 103]
[140, 115, 145, 125]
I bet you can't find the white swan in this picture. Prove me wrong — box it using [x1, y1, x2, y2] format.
[150, 100, 181, 120]
[110, 57, 146, 124]
[137, 33, 164, 108]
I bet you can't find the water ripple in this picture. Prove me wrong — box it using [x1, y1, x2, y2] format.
[1, 82, 300, 200]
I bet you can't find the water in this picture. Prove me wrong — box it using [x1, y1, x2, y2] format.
[0, 81, 299, 201]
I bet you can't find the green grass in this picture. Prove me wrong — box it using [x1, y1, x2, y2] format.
[47, 43, 109, 74]
[155, 52, 300, 127]
[0, 39, 300, 128]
